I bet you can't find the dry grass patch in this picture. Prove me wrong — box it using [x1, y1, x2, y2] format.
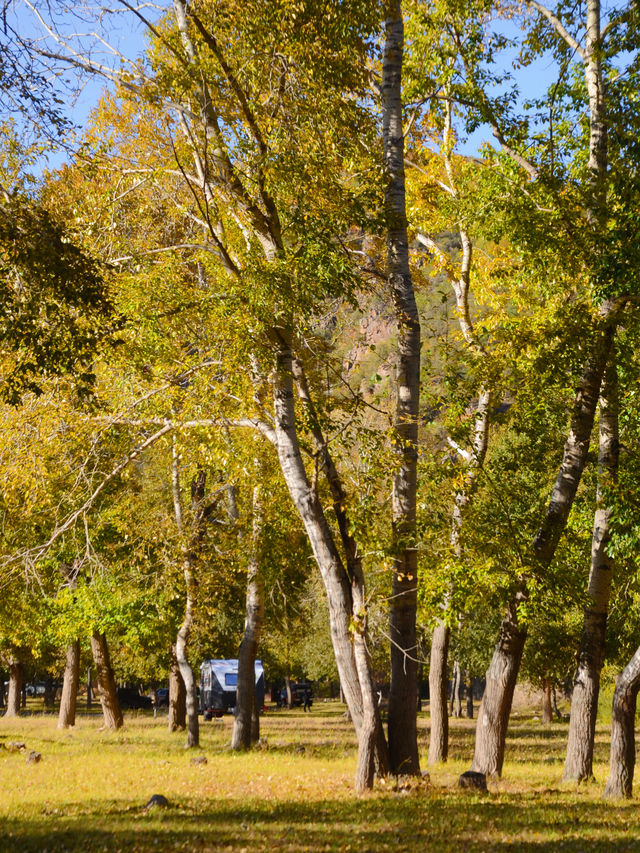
[1, 702, 639, 851]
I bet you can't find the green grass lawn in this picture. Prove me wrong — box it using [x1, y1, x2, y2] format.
[1, 702, 639, 852]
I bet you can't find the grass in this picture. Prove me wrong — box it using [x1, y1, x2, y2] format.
[1, 702, 639, 852]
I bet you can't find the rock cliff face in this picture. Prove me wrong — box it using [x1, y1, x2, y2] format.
[344, 307, 396, 383]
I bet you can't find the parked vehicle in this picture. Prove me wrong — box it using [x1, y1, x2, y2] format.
[277, 680, 314, 708]
[116, 687, 153, 710]
[200, 659, 265, 721]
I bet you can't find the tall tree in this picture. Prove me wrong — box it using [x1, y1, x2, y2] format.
[564, 355, 619, 780]
[382, 0, 421, 776]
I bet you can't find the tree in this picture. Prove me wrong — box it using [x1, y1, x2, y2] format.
[382, 0, 422, 777]
[564, 355, 619, 779]
[404, 0, 635, 777]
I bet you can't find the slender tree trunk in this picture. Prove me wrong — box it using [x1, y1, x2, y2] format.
[86, 667, 92, 709]
[452, 660, 463, 717]
[0, 675, 5, 708]
[603, 646, 640, 798]
[232, 481, 265, 751]
[171, 444, 211, 749]
[564, 356, 618, 781]
[90, 632, 123, 730]
[271, 335, 389, 788]
[168, 643, 186, 731]
[382, 0, 421, 778]
[466, 671, 474, 719]
[58, 640, 80, 728]
[429, 623, 449, 763]
[542, 678, 553, 725]
[4, 660, 23, 717]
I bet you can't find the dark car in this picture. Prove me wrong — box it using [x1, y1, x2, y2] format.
[116, 687, 153, 710]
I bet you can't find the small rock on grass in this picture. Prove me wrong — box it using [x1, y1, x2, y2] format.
[26, 751, 41, 764]
[144, 794, 170, 811]
[5, 741, 26, 752]
[190, 755, 207, 765]
[458, 771, 488, 792]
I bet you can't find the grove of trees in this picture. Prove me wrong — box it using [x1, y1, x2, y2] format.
[1, 0, 639, 798]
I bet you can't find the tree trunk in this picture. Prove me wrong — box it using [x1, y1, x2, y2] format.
[382, 0, 421, 778]
[469, 0, 618, 779]
[168, 643, 186, 731]
[171, 444, 209, 749]
[564, 356, 618, 781]
[428, 622, 449, 764]
[58, 640, 80, 728]
[90, 632, 123, 730]
[0, 675, 4, 708]
[466, 671, 474, 719]
[44, 677, 56, 710]
[542, 678, 553, 725]
[175, 621, 199, 747]
[232, 482, 264, 750]
[470, 308, 616, 776]
[271, 335, 389, 787]
[471, 607, 526, 777]
[452, 660, 463, 717]
[87, 666, 93, 709]
[4, 660, 23, 717]
[603, 646, 640, 798]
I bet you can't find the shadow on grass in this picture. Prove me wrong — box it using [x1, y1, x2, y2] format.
[2, 793, 640, 853]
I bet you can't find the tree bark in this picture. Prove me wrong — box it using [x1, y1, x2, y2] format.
[466, 670, 474, 719]
[90, 632, 123, 730]
[564, 356, 618, 781]
[452, 660, 463, 717]
[232, 481, 264, 750]
[428, 623, 449, 764]
[542, 678, 553, 725]
[271, 335, 389, 788]
[469, 0, 620, 779]
[58, 640, 80, 728]
[603, 646, 640, 798]
[471, 606, 526, 777]
[168, 643, 186, 731]
[172, 445, 207, 749]
[4, 659, 23, 717]
[471, 307, 617, 776]
[382, 0, 421, 778]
